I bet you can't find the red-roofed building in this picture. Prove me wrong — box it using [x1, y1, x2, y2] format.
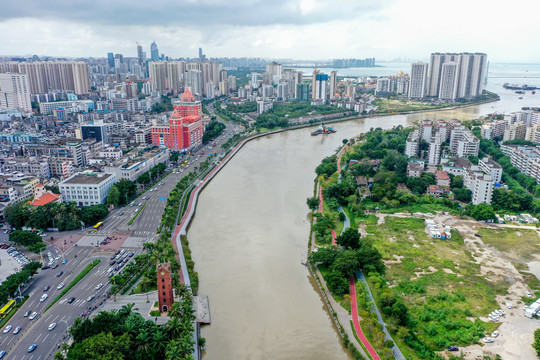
[151, 88, 204, 151]
[28, 192, 62, 206]
[436, 170, 450, 187]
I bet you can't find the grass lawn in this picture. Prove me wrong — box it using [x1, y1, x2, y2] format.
[478, 227, 540, 261]
[362, 216, 504, 352]
[373, 99, 453, 114]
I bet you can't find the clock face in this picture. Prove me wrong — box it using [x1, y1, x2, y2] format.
[161, 272, 165, 276]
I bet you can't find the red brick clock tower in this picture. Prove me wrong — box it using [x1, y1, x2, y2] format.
[157, 262, 174, 313]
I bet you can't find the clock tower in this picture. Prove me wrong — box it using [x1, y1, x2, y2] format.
[156, 262, 174, 313]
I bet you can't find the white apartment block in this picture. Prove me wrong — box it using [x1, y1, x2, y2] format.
[405, 130, 420, 157]
[503, 121, 526, 142]
[419, 120, 433, 142]
[103, 147, 169, 182]
[0, 73, 32, 112]
[481, 120, 507, 140]
[435, 120, 449, 141]
[408, 62, 428, 98]
[500, 144, 539, 176]
[450, 126, 479, 157]
[464, 166, 494, 205]
[428, 133, 443, 166]
[525, 123, 540, 143]
[59, 173, 116, 206]
[2, 160, 50, 179]
[478, 157, 502, 183]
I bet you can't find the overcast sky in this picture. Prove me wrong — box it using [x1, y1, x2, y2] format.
[0, 0, 537, 62]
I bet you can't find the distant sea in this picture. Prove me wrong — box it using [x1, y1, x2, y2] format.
[294, 62, 540, 92]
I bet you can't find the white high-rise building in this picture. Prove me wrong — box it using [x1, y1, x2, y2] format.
[408, 62, 428, 98]
[0, 73, 32, 112]
[427, 133, 443, 166]
[148, 62, 167, 92]
[266, 62, 282, 84]
[313, 73, 328, 101]
[405, 130, 420, 157]
[186, 69, 203, 97]
[439, 62, 460, 100]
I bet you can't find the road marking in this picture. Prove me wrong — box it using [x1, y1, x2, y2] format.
[42, 333, 49, 342]
[36, 333, 42, 341]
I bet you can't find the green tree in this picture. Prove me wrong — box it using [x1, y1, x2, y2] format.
[336, 228, 361, 250]
[325, 269, 350, 297]
[470, 203, 496, 221]
[533, 329, 540, 357]
[66, 332, 131, 360]
[107, 185, 121, 206]
[306, 196, 319, 210]
[5, 203, 31, 228]
[331, 250, 360, 277]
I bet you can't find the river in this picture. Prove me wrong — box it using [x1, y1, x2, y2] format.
[187, 65, 540, 359]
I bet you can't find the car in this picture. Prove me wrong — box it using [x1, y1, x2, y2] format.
[474, 233, 482, 237]
[119, 211, 124, 216]
[28, 344, 37, 352]
[56, 271, 63, 277]
[129, 252, 134, 257]
[95, 283, 103, 290]
[48, 322, 56, 331]
[23, 311, 30, 317]
[40, 294, 48, 302]
[57, 283, 65, 290]
[447, 346, 459, 351]
[29, 312, 38, 320]
[137, 203, 142, 206]
[67, 297, 76, 304]
[491, 331, 499, 338]
[41, 265, 50, 270]
[0, 350, 6, 358]
[110, 254, 116, 260]
[483, 337, 494, 343]
[526, 291, 533, 298]
[110, 260, 116, 266]
[13, 326, 21, 334]
[87, 295, 95, 302]
[3, 325, 12, 334]
[51, 263, 58, 269]
[43, 285, 50, 292]
[62, 258, 67, 264]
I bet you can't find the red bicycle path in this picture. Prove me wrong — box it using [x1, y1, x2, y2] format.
[350, 276, 381, 360]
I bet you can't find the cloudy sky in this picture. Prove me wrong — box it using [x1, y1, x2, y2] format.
[0, 0, 537, 62]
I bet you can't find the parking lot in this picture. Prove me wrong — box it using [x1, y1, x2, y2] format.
[0, 248, 22, 283]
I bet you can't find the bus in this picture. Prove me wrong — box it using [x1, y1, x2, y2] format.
[0, 300, 15, 319]
[93, 222, 104, 231]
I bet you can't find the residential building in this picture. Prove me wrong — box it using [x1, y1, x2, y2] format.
[478, 157, 502, 183]
[450, 126, 479, 157]
[59, 172, 116, 206]
[257, 99, 273, 114]
[463, 166, 494, 205]
[503, 121, 526, 142]
[81, 121, 108, 144]
[481, 120, 507, 140]
[407, 161, 423, 177]
[150, 41, 159, 61]
[0, 73, 31, 112]
[329, 71, 338, 100]
[428, 133, 443, 166]
[104, 146, 168, 182]
[500, 144, 539, 176]
[2, 159, 50, 179]
[405, 130, 420, 157]
[313, 73, 328, 101]
[436, 171, 450, 187]
[419, 120, 433, 142]
[408, 62, 428, 98]
[439, 62, 459, 100]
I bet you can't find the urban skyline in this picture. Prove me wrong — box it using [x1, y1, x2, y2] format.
[0, 0, 538, 62]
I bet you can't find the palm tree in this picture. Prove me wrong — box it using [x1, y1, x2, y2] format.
[166, 317, 183, 339]
[151, 330, 168, 356]
[174, 282, 190, 300]
[139, 276, 153, 293]
[165, 340, 183, 360]
[168, 302, 182, 318]
[119, 303, 138, 318]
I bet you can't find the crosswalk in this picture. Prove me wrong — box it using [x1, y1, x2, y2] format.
[132, 230, 155, 237]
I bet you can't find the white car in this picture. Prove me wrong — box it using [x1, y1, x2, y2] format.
[87, 295, 95, 302]
[491, 331, 499, 338]
[526, 292, 533, 298]
[48, 322, 56, 331]
[29, 312, 38, 320]
[40, 294, 48, 302]
[95, 283, 103, 290]
[483, 337, 494, 343]
[3, 325, 12, 333]
[57, 283, 65, 290]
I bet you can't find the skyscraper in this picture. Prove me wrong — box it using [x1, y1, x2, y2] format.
[150, 41, 159, 61]
[329, 71, 338, 100]
[314, 73, 328, 101]
[439, 62, 460, 100]
[266, 62, 282, 84]
[0, 73, 32, 112]
[137, 43, 144, 65]
[185, 69, 203, 97]
[107, 53, 114, 69]
[408, 62, 428, 99]
[148, 62, 167, 92]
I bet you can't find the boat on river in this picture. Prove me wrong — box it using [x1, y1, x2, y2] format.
[311, 122, 336, 136]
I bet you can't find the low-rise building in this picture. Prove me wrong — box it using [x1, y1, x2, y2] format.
[407, 161, 423, 177]
[59, 172, 116, 206]
[104, 146, 169, 182]
[436, 171, 450, 187]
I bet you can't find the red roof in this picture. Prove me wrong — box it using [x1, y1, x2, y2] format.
[428, 185, 442, 193]
[436, 171, 450, 180]
[180, 88, 195, 102]
[29, 192, 60, 206]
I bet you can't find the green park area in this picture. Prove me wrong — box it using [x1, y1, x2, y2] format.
[372, 99, 453, 114]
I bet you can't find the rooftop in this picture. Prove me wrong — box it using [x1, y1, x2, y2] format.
[62, 173, 114, 185]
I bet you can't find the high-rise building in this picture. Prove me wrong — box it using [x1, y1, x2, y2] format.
[296, 83, 310, 102]
[439, 62, 459, 100]
[266, 62, 282, 84]
[314, 73, 328, 101]
[137, 43, 144, 65]
[427, 52, 487, 100]
[107, 53, 114, 69]
[148, 62, 167, 92]
[150, 41, 159, 61]
[293, 71, 303, 97]
[408, 62, 428, 98]
[329, 71, 338, 100]
[251, 72, 259, 88]
[0, 73, 32, 112]
[185, 69, 203, 97]
[151, 88, 203, 150]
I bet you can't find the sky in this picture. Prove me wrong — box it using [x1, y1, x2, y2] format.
[0, 0, 537, 62]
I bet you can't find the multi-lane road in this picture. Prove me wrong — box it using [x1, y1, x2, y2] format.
[1, 120, 241, 359]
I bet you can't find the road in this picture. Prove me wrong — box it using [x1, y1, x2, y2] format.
[1, 117, 240, 359]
